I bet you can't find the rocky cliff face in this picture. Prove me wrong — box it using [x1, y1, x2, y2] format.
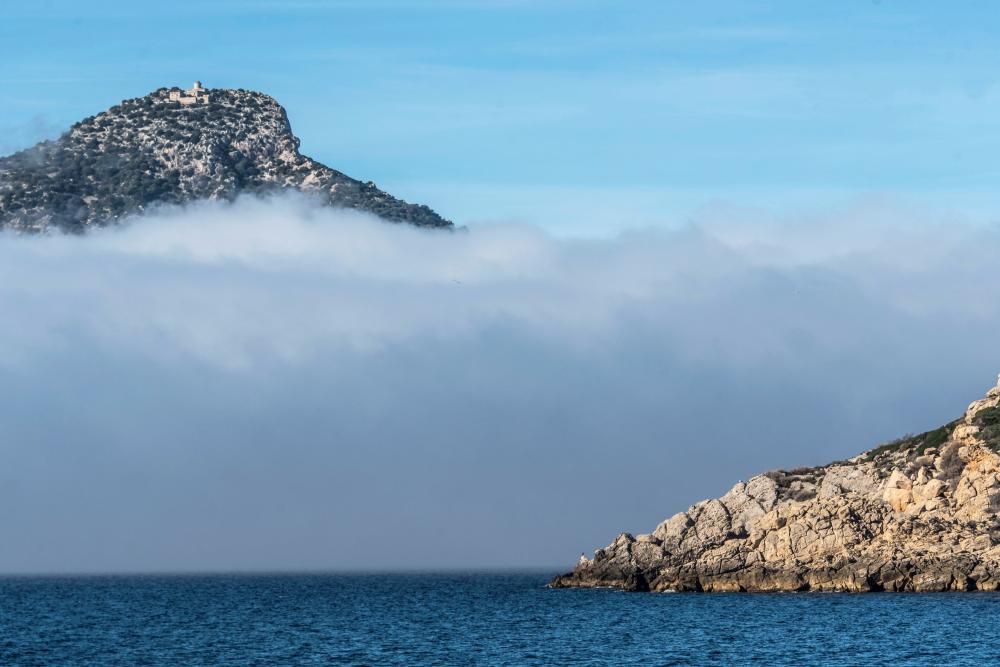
[552, 375, 1000, 592]
[0, 85, 451, 232]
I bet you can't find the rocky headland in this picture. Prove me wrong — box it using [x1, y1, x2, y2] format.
[552, 375, 1000, 592]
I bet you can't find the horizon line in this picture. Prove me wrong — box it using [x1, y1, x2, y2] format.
[0, 566, 569, 579]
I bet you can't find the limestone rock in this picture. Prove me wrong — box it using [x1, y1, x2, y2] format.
[551, 373, 1000, 593]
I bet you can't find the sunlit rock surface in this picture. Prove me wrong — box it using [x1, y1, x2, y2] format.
[552, 375, 1000, 592]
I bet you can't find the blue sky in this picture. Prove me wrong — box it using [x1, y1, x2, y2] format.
[5, 1, 1000, 233]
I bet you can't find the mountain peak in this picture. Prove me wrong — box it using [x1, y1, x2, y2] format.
[0, 83, 452, 233]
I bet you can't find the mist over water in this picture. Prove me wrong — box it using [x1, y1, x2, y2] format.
[1, 193, 998, 573]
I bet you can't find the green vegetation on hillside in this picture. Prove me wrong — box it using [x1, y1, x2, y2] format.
[973, 406, 1000, 452]
[863, 420, 959, 463]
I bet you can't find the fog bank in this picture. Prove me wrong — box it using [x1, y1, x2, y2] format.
[1, 194, 997, 572]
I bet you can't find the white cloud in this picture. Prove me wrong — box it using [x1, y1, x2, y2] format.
[0, 193, 997, 572]
[3, 192, 996, 364]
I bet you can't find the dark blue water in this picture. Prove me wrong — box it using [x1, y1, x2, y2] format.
[1, 572, 998, 665]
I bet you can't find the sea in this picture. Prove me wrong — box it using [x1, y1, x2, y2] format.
[1, 571, 997, 666]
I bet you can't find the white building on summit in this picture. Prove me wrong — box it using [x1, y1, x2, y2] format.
[168, 81, 209, 105]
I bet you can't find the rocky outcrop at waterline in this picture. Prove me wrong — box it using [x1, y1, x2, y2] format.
[551, 375, 1000, 592]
